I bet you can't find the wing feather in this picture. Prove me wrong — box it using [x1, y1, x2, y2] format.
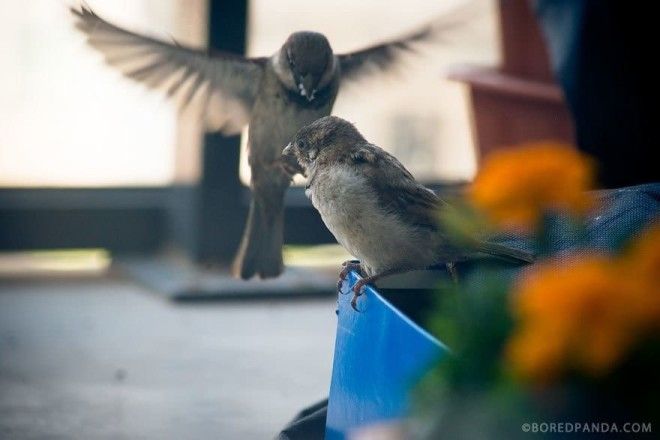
[71, 5, 265, 134]
[352, 144, 443, 231]
[337, 2, 478, 85]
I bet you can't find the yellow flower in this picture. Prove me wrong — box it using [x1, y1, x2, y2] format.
[506, 222, 660, 385]
[470, 142, 595, 230]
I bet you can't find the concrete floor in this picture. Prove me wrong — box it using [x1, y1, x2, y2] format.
[0, 276, 337, 440]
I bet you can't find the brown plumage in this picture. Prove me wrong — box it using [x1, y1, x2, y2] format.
[70, 4, 443, 279]
[283, 116, 534, 309]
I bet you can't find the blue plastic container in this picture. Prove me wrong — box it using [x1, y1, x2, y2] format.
[325, 271, 448, 439]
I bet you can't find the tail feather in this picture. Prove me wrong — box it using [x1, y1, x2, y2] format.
[476, 241, 535, 264]
[232, 197, 284, 279]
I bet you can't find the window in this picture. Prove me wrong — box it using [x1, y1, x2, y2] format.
[0, 0, 207, 255]
[0, 0, 206, 187]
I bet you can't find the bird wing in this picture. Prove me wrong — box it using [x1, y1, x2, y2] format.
[352, 145, 443, 232]
[336, 26, 431, 84]
[71, 5, 265, 134]
[337, 2, 479, 85]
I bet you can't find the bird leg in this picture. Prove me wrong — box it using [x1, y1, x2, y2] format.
[337, 260, 362, 291]
[350, 267, 411, 311]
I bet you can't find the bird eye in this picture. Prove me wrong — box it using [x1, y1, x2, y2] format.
[297, 140, 306, 150]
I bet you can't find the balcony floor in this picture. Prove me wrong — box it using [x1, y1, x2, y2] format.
[0, 276, 336, 439]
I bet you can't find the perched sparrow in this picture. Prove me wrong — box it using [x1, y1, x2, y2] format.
[71, 5, 440, 279]
[283, 116, 534, 309]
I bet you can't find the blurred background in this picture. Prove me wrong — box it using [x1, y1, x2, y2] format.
[0, 0, 506, 271]
[0, 0, 576, 438]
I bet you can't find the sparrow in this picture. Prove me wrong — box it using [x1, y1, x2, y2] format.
[70, 4, 440, 280]
[283, 116, 534, 310]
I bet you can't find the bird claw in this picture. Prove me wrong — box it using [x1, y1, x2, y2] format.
[350, 279, 368, 312]
[350, 294, 361, 311]
[335, 260, 370, 311]
[337, 260, 361, 292]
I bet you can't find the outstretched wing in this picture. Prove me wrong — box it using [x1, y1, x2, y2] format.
[337, 2, 478, 85]
[71, 5, 265, 134]
[337, 26, 431, 84]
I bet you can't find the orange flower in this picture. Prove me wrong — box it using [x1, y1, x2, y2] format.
[507, 256, 632, 383]
[470, 142, 595, 230]
[506, 222, 660, 385]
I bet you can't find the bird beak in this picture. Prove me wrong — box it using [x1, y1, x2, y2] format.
[298, 74, 316, 101]
[282, 143, 293, 155]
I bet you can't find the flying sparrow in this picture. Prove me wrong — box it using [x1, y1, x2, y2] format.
[283, 116, 534, 310]
[71, 5, 445, 279]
